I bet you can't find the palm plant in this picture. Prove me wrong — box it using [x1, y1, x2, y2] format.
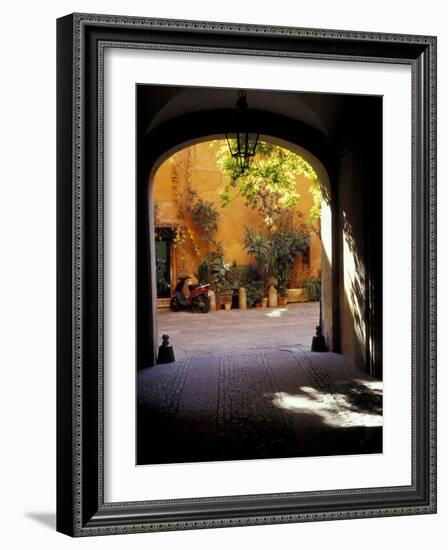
[244, 226, 276, 293]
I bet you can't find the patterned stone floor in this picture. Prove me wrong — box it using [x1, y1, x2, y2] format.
[137, 305, 382, 464]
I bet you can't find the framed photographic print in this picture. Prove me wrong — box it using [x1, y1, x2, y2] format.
[56, 13, 437, 536]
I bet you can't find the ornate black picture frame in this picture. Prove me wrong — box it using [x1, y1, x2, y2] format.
[57, 13, 437, 536]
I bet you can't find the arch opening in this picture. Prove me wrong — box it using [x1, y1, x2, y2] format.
[148, 136, 334, 364]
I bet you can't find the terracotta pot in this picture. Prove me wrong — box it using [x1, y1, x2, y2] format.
[278, 296, 287, 306]
[224, 302, 232, 311]
[255, 303, 262, 308]
[261, 297, 268, 308]
[217, 289, 233, 305]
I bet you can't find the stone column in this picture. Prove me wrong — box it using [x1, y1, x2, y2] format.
[268, 284, 278, 307]
[209, 290, 216, 312]
[239, 287, 247, 309]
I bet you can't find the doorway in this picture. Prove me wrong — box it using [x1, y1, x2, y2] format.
[155, 227, 174, 302]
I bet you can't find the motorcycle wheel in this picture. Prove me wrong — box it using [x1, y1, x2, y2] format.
[192, 294, 210, 313]
[170, 296, 182, 312]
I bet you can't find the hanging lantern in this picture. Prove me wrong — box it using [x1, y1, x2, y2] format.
[225, 90, 259, 173]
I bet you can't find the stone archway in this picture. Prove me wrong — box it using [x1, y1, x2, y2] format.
[149, 135, 335, 359]
[137, 98, 382, 380]
[137, 110, 338, 369]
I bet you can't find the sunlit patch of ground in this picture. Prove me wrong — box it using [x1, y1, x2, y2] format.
[138, 325, 383, 464]
[272, 382, 383, 428]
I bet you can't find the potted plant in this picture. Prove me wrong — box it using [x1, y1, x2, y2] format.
[286, 271, 312, 303]
[245, 281, 264, 308]
[218, 280, 233, 310]
[228, 263, 245, 308]
[270, 231, 310, 305]
[244, 227, 272, 285]
[208, 255, 233, 309]
[244, 226, 275, 306]
[304, 276, 321, 301]
[277, 280, 287, 306]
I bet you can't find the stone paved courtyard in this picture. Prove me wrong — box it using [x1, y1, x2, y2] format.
[155, 302, 321, 360]
[137, 303, 383, 464]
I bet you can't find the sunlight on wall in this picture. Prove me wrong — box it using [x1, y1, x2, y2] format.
[320, 199, 332, 348]
[343, 225, 366, 362]
[321, 200, 332, 269]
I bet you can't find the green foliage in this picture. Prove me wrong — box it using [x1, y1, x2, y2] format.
[207, 255, 232, 292]
[197, 259, 210, 283]
[186, 188, 220, 243]
[244, 225, 309, 296]
[304, 276, 321, 301]
[187, 141, 322, 298]
[244, 226, 275, 291]
[245, 281, 264, 307]
[227, 265, 247, 290]
[156, 257, 169, 295]
[213, 262, 263, 305]
[246, 263, 262, 283]
[308, 178, 323, 222]
[234, 264, 261, 285]
[217, 141, 322, 227]
[271, 231, 310, 296]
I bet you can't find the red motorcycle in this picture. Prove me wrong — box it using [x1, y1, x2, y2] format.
[170, 275, 211, 313]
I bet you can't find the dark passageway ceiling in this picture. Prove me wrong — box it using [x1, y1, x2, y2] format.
[138, 85, 364, 140]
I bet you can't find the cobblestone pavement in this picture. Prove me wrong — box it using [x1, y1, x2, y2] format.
[137, 304, 383, 464]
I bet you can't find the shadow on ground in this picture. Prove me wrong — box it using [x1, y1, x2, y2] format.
[25, 512, 56, 530]
[137, 348, 382, 465]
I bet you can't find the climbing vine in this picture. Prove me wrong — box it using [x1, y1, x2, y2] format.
[186, 188, 220, 245]
[170, 151, 201, 273]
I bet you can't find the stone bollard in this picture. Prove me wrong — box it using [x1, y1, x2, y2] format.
[239, 287, 247, 309]
[157, 334, 175, 364]
[268, 284, 278, 308]
[208, 290, 216, 312]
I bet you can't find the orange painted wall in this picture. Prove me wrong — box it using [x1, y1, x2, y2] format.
[153, 140, 322, 285]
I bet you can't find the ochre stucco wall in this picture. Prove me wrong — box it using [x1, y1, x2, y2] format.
[152, 140, 322, 285]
